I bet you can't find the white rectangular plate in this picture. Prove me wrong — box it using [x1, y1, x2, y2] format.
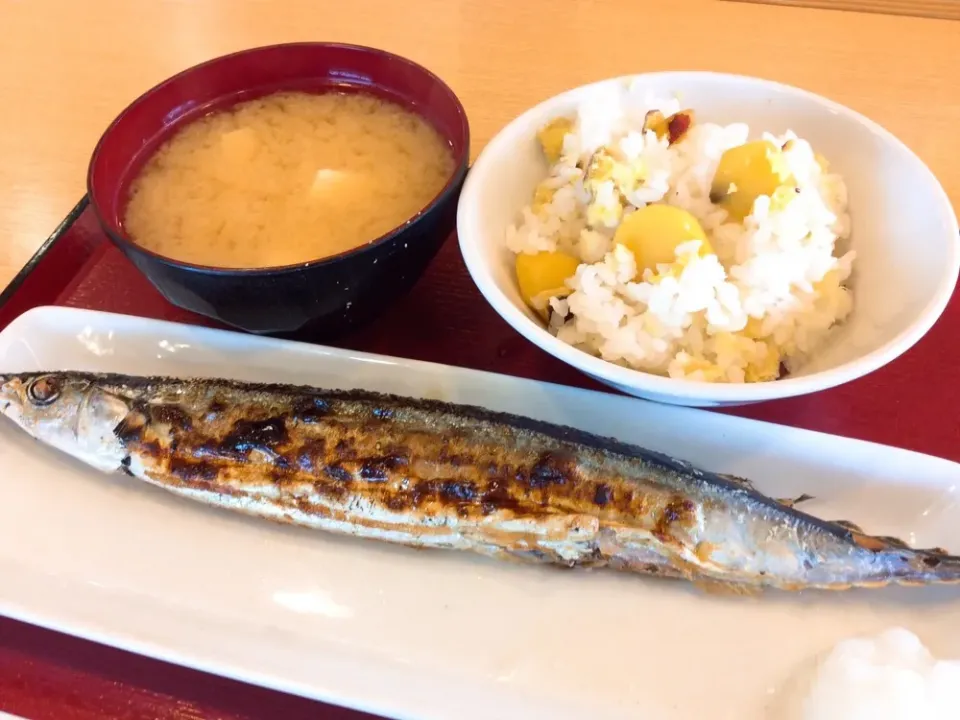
[2, 306, 960, 720]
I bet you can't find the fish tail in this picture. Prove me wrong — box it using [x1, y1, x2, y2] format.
[853, 546, 960, 590]
[806, 548, 960, 592]
[823, 525, 960, 589]
[897, 549, 960, 586]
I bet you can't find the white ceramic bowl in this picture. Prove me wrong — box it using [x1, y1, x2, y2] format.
[457, 72, 960, 407]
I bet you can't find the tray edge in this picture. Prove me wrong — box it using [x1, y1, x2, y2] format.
[0, 196, 90, 308]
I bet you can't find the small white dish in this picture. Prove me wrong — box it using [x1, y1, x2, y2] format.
[2, 306, 960, 720]
[457, 71, 960, 407]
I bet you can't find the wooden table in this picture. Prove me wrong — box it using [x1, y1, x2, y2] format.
[0, 1, 958, 718]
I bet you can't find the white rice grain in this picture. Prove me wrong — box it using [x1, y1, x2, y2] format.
[506, 86, 855, 383]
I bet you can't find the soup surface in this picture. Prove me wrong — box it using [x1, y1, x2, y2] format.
[123, 91, 455, 268]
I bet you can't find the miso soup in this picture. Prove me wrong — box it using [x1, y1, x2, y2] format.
[123, 91, 455, 268]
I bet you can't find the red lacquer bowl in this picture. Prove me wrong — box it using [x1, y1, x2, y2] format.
[87, 42, 471, 338]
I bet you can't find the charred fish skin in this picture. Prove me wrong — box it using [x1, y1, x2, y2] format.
[1, 370, 959, 593]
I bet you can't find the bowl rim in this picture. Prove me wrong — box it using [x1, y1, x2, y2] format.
[86, 41, 471, 277]
[457, 70, 960, 402]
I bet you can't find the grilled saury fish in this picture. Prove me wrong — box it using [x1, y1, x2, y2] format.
[1, 370, 957, 592]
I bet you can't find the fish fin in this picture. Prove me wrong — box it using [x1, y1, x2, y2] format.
[691, 577, 761, 598]
[845, 529, 956, 568]
[718, 473, 757, 491]
[777, 493, 815, 508]
[873, 535, 913, 550]
[720, 474, 814, 511]
[833, 519, 866, 534]
[836, 524, 930, 556]
[720, 475, 811, 508]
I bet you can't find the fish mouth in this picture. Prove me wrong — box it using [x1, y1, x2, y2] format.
[0, 374, 22, 417]
[0, 373, 25, 386]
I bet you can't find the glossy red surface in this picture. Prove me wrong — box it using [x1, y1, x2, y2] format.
[86, 42, 471, 336]
[0, 617, 383, 720]
[0, 201, 959, 718]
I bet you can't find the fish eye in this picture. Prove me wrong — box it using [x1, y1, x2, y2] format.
[27, 375, 61, 406]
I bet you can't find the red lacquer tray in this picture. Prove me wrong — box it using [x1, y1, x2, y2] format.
[1, 197, 959, 720]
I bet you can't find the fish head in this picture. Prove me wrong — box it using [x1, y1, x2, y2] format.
[0, 372, 133, 472]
